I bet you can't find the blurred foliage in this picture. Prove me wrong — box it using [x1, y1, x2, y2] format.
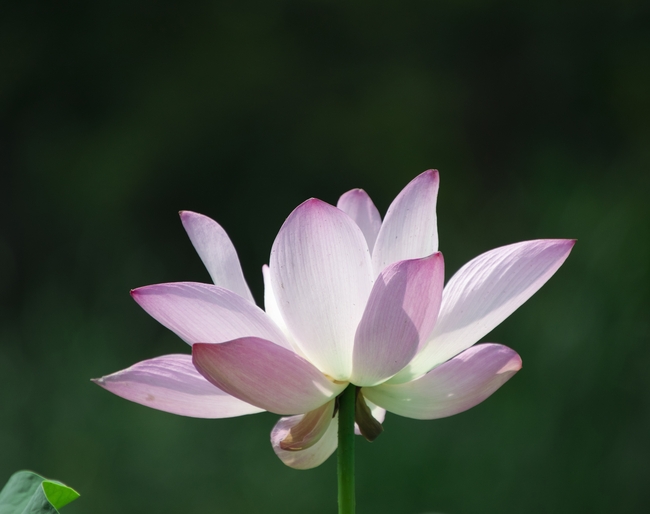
[1, 1, 649, 513]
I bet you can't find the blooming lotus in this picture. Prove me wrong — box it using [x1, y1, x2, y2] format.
[94, 170, 574, 469]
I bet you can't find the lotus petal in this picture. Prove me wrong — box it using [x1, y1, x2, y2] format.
[351, 253, 444, 386]
[337, 189, 382, 253]
[180, 211, 254, 302]
[131, 282, 292, 350]
[393, 239, 574, 382]
[270, 199, 373, 380]
[364, 344, 521, 419]
[92, 354, 263, 418]
[192, 337, 346, 415]
[372, 170, 439, 277]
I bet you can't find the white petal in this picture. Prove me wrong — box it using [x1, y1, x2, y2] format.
[371, 170, 439, 278]
[392, 239, 575, 382]
[336, 189, 382, 253]
[364, 344, 521, 419]
[93, 354, 263, 418]
[131, 282, 292, 350]
[180, 211, 254, 302]
[351, 253, 444, 386]
[262, 264, 288, 335]
[270, 199, 373, 380]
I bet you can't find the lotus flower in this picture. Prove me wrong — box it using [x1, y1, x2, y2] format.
[94, 170, 574, 469]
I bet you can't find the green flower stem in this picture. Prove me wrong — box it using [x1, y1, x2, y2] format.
[337, 385, 356, 514]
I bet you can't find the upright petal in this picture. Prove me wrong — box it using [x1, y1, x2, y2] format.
[262, 264, 289, 336]
[371, 170, 439, 277]
[337, 189, 382, 253]
[192, 337, 346, 415]
[351, 253, 445, 386]
[271, 409, 339, 470]
[92, 354, 263, 418]
[131, 282, 292, 350]
[270, 199, 373, 380]
[363, 344, 521, 419]
[180, 211, 254, 303]
[392, 239, 574, 382]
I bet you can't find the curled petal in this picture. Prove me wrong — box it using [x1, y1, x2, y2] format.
[92, 354, 263, 418]
[270, 198, 373, 380]
[279, 400, 335, 451]
[192, 337, 347, 415]
[351, 253, 444, 386]
[337, 189, 382, 253]
[363, 344, 522, 420]
[272, 408, 338, 469]
[131, 282, 292, 350]
[372, 170, 439, 277]
[180, 211, 254, 303]
[393, 239, 575, 382]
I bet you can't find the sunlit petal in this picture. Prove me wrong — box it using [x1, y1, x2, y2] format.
[393, 239, 574, 382]
[270, 199, 373, 380]
[192, 337, 347, 415]
[351, 253, 444, 386]
[372, 170, 439, 277]
[131, 282, 292, 350]
[337, 189, 382, 253]
[92, 354, 263, 418]
[364, 344, 521, 419]
[180, 211, 254, 302]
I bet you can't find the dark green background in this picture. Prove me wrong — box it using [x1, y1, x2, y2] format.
[1, 2, 648, 513]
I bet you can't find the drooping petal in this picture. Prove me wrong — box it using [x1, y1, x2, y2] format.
[270, 199, 373, 380]
[351, 253, 445, 386]
[354, 398, 386, 436]
[131, 282, 292, 350]
[392, 239, 574, 382]
[363, 343, 521, 420]
[278, 400, 335, 451]
[271, 408, 339, 470]
[180, 211, 254, 303]
[192, 337, 347, 415]
[354, 389, 383, 441]
[336, 189, 382, 253]
[92, 354, 263, 418]
[371, 170, 439, 278]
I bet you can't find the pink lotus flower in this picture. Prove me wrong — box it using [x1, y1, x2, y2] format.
[94, 170, 574, 469]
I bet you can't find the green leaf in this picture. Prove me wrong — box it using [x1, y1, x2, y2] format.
[41, 482, 79, 510]
[0, 471, 79, 514]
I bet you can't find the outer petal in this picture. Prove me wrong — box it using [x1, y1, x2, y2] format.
[363, 343, 521, 420]
[272, 409, 338, 470]
[392, 239, 575, 382]
[192, 337, 347, 415]
[180, 211, 254, 303]
[92, 354, 263, 418]
[371, 170, 439, 278]
[277, 400, 335, 451]
[351, 253, 445, 386]
[270, 199, 373, 380]
[336, 189, 382, 253]
[131, 282, 292, 350]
